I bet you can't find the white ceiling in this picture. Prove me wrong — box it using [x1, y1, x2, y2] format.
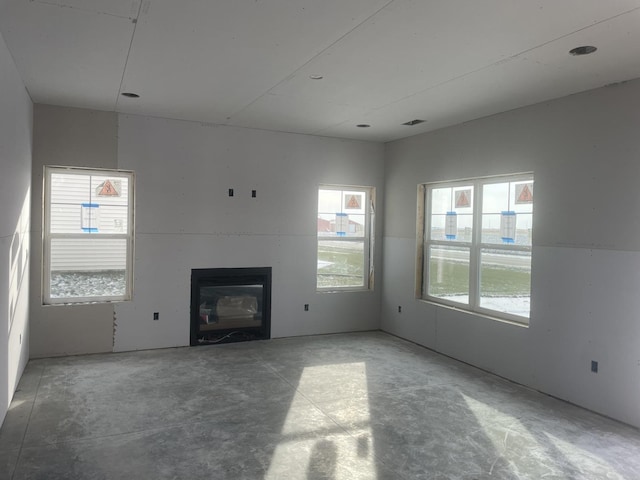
[1, 0, 640, 142]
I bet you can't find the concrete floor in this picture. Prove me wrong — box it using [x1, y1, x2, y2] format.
[1, 332, 640, 479]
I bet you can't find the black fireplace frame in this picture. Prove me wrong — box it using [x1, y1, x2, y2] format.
[190, 267, 272, 345]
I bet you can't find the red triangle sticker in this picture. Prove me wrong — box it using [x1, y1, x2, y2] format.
[98, 180, 119, 196]
[346, 195, 361, 209]
[517, 184, 533, 203]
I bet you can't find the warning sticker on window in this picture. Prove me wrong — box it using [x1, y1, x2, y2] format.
[455, 189, 471, 208]
[96, 179, 121, 197]
[344, 194, 362, 210]
[515, 183, 533, 204]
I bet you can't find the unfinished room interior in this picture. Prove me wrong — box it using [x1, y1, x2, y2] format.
[2, 1, 640, 478]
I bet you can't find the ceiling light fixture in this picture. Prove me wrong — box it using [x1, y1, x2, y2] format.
[309, 74, 324, 80]
[569, 46, 597, 56]
[121, 92, 140, 98]
[402, 119, 425, 126]
[356, 124, 371, 128]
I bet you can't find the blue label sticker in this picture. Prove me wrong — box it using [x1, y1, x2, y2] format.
[500, 210, 516, 243]
[445, 211, 457, 240]
[81, 203, 100, 233]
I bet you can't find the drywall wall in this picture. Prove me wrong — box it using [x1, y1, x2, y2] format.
[382, 79, 640, 427]
[114, 115, 384, 351]
[29, 105, 117, 357]
[0, 31, 32, 426]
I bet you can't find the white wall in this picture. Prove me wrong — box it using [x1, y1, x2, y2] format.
[382, 79, 640, 428]
[114, 115, 384, 351]
[0, 31, 32, 425]
[30, 105, 118, 357]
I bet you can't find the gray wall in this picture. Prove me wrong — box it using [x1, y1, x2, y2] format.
[0, 31, 32, 425]
[30, 105, 118, 357]
[382, 79, 640, 428]
[114, 114, 385, 351]
[29, 108, 385, 355]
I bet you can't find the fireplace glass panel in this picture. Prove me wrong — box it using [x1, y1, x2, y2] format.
[198, 285, 263, 331]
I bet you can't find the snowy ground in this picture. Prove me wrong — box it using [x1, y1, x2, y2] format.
[442, 295, 530, 318]
[51, 271, 126, 298]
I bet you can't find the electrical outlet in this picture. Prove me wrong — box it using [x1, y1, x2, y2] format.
[398, 306, 402, 313]
[153, 312, 159, 320]
[228, 188, 234, 197]
[304, 304, 309, 311]
[591, 360, 598, 373]
[252, 190, 257, 198]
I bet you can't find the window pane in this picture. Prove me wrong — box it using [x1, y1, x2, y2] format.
[482, 180, 533, 246]
[318, 189, 367, 238]
[49, 237, 127, 298]
[318, 189, 342, 215]
[482, 182, 509, 213]
[430, 185, 473, 242]
[479, 248, 531, 318]
[51, 173, 130, 234]
[317, 239, 364, 288]
[50, 173, 90, 204]
[430, 187, 452, 215]
[428, 245, 469, 304]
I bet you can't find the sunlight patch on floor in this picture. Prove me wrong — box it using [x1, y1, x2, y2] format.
[544, 431, 625, 480]
[265, 362, 377, 479]
[462, 393, 624, 478]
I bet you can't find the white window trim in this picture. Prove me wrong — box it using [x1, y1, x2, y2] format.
[417, 173, 533, 324]
[317, 184, 374, 292]
[43, 166, 135, 305]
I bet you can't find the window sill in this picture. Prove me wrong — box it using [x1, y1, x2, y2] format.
[43, 298, 131, 306]
[417, 298, 530, 328]
[317, 287, 374, 294]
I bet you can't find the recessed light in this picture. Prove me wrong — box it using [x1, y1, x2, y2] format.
[121, 92, 140, 98]
[356, 124, 371, 128]
[569, 46, 597, 56]
[402, 119, 426, 126]
[309, 74, 324, 80]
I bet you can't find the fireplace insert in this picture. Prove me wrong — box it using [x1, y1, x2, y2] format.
[190, 267, 271, 345]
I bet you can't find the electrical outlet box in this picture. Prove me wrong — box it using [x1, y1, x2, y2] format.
[228, 188, 234, 197]
[304, 304, 309, 311]
[252, 190, 257, 198]
[153, 312, 159, 320]
[591, 360, 598, 373]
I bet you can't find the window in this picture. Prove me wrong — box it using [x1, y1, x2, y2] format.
[420, 174, 533, 322]
[317, 185, 374, 290]
[43, 166, 135, 304]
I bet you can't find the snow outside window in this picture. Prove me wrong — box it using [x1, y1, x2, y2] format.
[421, 174, 533, 323]
[317, 186, 374, 291]
[43, 166, 135, 304]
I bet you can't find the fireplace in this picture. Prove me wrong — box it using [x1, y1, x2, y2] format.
[190, 267, 271, 345]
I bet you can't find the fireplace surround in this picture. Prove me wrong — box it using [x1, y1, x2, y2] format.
[190, 267, 271, 345]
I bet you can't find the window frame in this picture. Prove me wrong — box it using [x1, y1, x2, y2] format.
[418, 173, 533, 324]
[43, 166, 135, 305]
[316, 184, 374, 292]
